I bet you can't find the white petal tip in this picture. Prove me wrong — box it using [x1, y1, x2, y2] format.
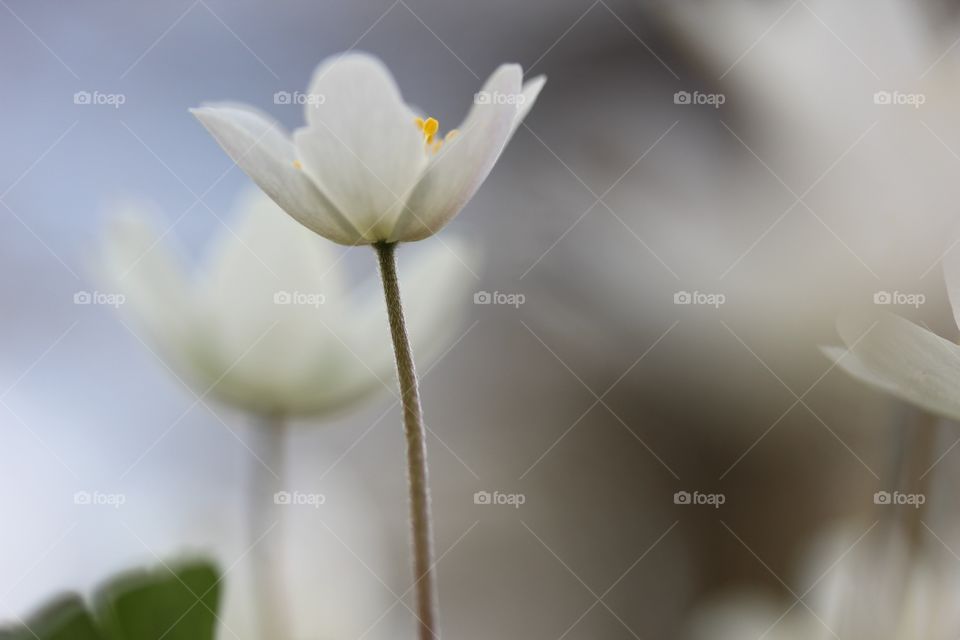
[491, 63, 523, 83]
[189, 106, 218, 123]
[526, 74, 547, 88]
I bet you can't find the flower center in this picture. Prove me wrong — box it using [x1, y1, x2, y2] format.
[415, 116, 439, 143]
[415, 116, 458, 154]
[291, 117, 458, 169]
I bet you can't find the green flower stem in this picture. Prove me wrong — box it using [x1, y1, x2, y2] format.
[248, 413, 293, 640]
[375, 241, 440, 640]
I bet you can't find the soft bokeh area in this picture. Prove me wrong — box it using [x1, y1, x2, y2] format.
[4, 0, 960, 637]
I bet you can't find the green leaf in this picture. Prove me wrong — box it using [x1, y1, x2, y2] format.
[0, 560, 220, 640]
[95, 561, 220, 640]
[1, 594, 105, 640]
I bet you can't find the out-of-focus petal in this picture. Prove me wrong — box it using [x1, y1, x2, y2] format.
[827, 311, 960, 422]
[101, 203, 194, 366]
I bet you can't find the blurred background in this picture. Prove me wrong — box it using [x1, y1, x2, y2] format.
[4, 0, 960, 637]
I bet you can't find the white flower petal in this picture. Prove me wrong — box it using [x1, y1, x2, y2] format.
[829, 311, 960, 421]
[193, 190, 367, 415]
[199, 188, 348, 300]
[390, 64, 525, 242]
[294, 53, 428, 242]
[100, 203, 194, 371]
[821, 346, 898, 392]
[191, 104, 361, 245]
[509, 74, 547, 138]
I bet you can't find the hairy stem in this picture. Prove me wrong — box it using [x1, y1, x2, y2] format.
[247, 414, 293, 640]
[375, 241, 439, 640]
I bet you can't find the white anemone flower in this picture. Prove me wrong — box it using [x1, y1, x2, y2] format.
[822, 250, 960, 423]
[689, 526, 960, 640]
[191, 52, 545, 245]
[102, 187, 473, 418]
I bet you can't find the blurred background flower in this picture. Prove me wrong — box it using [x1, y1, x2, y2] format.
[102, 187, 472, 417]
[689, 521, 960, 640]
[4, 0, 960, 637]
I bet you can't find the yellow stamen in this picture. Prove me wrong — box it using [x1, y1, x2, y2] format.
[292, 159, 302, 170]
[414, 116, 440, 144]
[425, 129, 459, 154]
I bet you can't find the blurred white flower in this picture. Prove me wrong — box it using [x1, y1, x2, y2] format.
[823, 250, 960, 422]
[689, 525, 960, 640]
[191, 52, 544, 245]
[102, 188, 474, 417]
[662, 0, 960, 281]
[536, 0, 960, 435]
